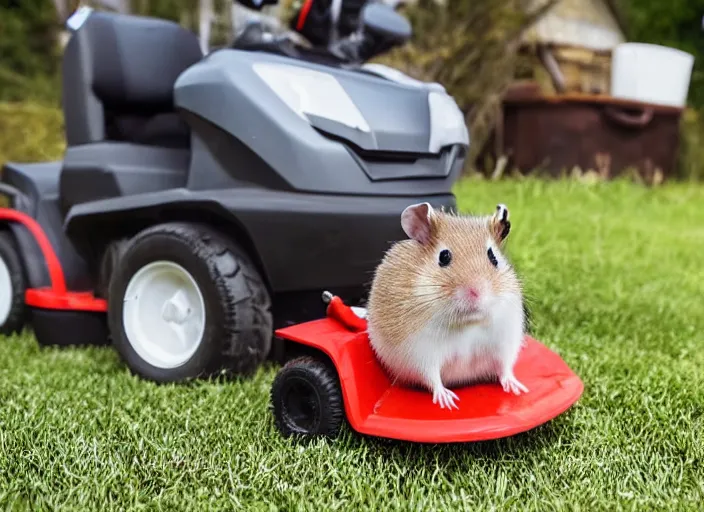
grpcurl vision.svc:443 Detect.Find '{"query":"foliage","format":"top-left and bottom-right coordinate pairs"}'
top-left (0, 0), bottom-right (62, 104)
top-left (0, 0), bottom-right (59, 78)
top-left (677, 108), bottom-right (704, 180)
top-left (0, 103), bottom-right (65, 165)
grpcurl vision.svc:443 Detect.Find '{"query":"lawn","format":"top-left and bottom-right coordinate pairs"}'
top-left (0, 177), bottom-right (702, 510)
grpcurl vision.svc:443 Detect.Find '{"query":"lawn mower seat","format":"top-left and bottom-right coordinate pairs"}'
top-left (59, 11), bottom-right (202, 212)
top-left (62, 11), bottom-right (202, 148)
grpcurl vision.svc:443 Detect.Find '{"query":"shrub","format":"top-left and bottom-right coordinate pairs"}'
top-left (0, 102), bottom-right (65, 165)
top-left (677, 108), bottom-right (704, 180)
top-left (0, 0), bottom-right (62, 105)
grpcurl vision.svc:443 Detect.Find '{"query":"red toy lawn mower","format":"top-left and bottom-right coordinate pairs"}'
top-left (270, 292), bottom-right (584, 443)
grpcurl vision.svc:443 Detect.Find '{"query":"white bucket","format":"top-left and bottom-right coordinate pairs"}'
top-left (611, 43), bottom-right (694, 108)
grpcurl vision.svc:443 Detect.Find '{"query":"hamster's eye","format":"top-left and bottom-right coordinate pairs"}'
top-left (438, 249), bottom-right (452, 267)
top-left (487, 247), bottom-right (499, 268)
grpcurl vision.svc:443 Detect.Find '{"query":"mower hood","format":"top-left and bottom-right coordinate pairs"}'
top-left (249, 59), bottom-right (470, 156)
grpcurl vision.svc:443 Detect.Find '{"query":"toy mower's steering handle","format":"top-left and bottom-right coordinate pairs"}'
top-left (322, 291), bottom-right (367, 332)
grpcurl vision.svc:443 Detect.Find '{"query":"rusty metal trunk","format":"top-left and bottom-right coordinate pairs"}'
top-left (497, 90), bottom-right (684, 179)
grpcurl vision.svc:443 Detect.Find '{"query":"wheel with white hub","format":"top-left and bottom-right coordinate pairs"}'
top-left (0, 231), bottom-right (27, 336)
top-left (108, 222), bottom-right (272, 382)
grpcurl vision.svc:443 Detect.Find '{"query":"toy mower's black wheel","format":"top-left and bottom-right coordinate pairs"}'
top-left (108, 222), bottom-right (272, 383)
top-left (0, 230), bottom-right (27, 335)
top-left (270, 356), bottom-right (344, 438)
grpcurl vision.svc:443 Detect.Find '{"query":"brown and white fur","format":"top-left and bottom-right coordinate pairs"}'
top-left (366, 202), bottom-right (528, 410)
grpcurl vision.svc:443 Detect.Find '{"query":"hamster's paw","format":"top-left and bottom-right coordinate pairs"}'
top-left (500, 374), bottom-right (529, 395)
top-left (432, 386), bottom-right (460, 410)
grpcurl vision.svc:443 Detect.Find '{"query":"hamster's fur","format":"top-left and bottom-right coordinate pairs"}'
top-left (366, 202), bottom-right (528, 410)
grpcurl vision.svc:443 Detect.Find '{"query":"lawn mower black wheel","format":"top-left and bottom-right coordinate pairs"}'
top-left (108, 222), bottom-right (272, 382)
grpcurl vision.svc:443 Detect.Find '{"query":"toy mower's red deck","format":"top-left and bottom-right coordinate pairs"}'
top-left (276, 317), bottom-right (583, 443)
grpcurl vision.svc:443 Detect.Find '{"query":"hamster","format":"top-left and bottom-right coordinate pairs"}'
top-left (366, 202), bottom-right (528, 410)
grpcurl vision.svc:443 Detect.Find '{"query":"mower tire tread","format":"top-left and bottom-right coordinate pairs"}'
top-left (108, 222), bottom-right (272, 382)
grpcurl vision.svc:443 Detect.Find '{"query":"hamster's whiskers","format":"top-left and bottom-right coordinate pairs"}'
top-left (400, 296), bottom-right (442, 309)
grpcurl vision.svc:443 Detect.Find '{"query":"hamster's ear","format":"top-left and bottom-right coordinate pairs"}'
top-left (401, 202), bottom-right (435, 244)
top-left (489, 203), bottom-right (511, 243)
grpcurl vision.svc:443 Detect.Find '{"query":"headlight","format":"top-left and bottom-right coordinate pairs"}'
top-left (427, 91), bottom-right (470, 153)
top-left (253, 62), bottom-right (371, 133)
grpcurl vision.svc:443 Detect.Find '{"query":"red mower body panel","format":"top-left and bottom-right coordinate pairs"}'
top-left (276, 310), bottom-right (584, 443)
top-left (0, 208), bottom-right (106, 312)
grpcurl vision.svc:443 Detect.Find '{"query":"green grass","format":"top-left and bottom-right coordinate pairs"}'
top-left (0, 178), bottom-right (703, 510)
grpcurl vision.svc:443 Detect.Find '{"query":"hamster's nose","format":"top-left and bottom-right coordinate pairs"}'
top-left (462, 286), bottom-right (481, 302)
